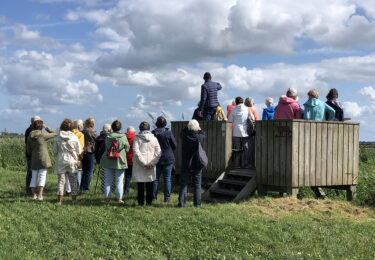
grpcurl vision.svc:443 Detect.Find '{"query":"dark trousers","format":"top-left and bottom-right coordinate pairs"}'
top-left (26, 156), bottom-right (32, 194)
top-left (137, 182), bottom-right (153, 205)
top-left (202, 107), bottom-right (217, 120)
top-left (124, 165), bottom-right (133, 193)
top-left (80, 152), bottom-right (95, 191)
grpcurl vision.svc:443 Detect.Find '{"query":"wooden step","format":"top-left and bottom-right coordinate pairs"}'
top-left (218, 179), bottom-right (249, 187)
top-left (227, 169), bottom-right (256, 178)
top-left (210, 188), bottom-right (239, 197)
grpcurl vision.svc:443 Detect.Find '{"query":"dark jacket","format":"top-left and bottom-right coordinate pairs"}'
top-left (83, 127), bottom-right (97, 153)
top-left (198, 80), bottom-right (222, 111)
top-left (25, 125), bottom-right (33, 157)
top-left (262, 106), bottom-right (275, 120)
top-left (326, 100), bottom-right (344, 121)
top-left (192, 108), bottom-right (203, 121)
top-left (94, 131), bottom-right (108, 164)
top-left (152, 127), bottom-right (177, 165)
top-left (26, 127), bottom-right (56, 170)
top-left (180, 127), bottom-right (206, 169)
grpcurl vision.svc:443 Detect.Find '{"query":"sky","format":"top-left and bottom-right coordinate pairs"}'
top-left (1, 0), bottom-right (375, 140)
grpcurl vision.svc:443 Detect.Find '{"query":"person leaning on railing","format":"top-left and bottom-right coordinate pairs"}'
top-left (303, 89), bottom-right (335, 121)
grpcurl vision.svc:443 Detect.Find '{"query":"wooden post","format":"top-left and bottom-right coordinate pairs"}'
top-left (346, 185), bottom-right (356, 201)
top-left (286, 187), bottom-right (299, 198)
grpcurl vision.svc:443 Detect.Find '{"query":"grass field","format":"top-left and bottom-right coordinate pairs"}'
top-left (1, 137), bottom-right (375, 259)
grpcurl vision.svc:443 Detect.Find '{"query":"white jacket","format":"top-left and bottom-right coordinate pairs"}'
top-left (132, 132), bottom-right (161, 182)
top-left (229, 104), bottom-right (255, 137)
top-left (53, 130), bottom-right (81, 174)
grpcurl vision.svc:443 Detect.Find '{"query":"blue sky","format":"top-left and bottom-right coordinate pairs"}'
top-left (1, 0), bottom-right (375, 140)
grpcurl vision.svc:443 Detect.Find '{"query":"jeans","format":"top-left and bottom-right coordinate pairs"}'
top-left (80, 152), bottom-right (95, 191)
top-left (202, 107), bottom-right (217, 120)
top-left (77, 171), bottom-right (81, 188)
top-left (137, 182), bottom-right (153, 205)
top-left (26, 156), bottom-right (32, 193)
top-left (124, 165), bottom-right (133, 194)
top-left (232, 136), bottom-right (251, 168)
top-left (178, 168), bottom-right (202, 207)
top-left (103, 168), bottom-right (125, 200)
top-left (153, 164), bottom-right (173, 201)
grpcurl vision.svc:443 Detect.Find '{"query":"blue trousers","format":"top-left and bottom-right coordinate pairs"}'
top-left (178, 168), bottom-right (202, 207)
top-left (202, 107), bottom-right (217, 120)
top-left (153, 164), bottom-right (173, 201)
top-left (103, 168), bottom-right (124, 200)
top-left (80, 152), bottom-right (95, 191)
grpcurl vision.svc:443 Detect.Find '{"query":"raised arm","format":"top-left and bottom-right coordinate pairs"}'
top-left (43, 126), bottom-right (57, 141)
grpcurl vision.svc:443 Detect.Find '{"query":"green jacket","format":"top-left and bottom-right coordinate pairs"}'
top-left (26, 126), bottom-right (56, 170)
top-left (100, 132), bottom-right (130, 170)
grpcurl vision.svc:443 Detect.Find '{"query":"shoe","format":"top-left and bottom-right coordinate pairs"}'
top-left (38, 196), bottom-right (43, 201)
top-left (117, 200), bottom-right (124, 204)
top-left (33, 194), bottom-right (37, 200)
top-left (164, 198), bottom-right (170, 203)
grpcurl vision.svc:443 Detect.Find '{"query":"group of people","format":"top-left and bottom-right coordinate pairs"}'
top-left (25, 114), bottom-right (206, 207)
top-left (192, 72), bottom-right (345, 169)
top-left (24, 71), bottom-right (346, 207)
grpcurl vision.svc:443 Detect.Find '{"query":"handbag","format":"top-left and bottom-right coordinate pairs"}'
top-left (188, 134), bottom-right (208, 170)
top-left (246, 110), bottom-right (256, 136)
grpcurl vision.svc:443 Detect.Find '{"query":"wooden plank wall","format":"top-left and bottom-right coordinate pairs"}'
top-left (171, 121), bottom-right (232, 179)
top-left (256, 120), bottom-right (360, 187)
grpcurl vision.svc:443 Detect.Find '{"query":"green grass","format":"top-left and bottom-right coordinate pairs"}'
top-left (1, 168), bottom-right (375, 259)
top-left (1, 137), bottom-right (375, 259)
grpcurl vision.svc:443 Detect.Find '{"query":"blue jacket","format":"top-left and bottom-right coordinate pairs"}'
top-left (199, 80), bottom-right (222, 111)
top-left (152, 127), bottom-right (177, 165)
top-left (262, 106), bottom-right (275, 120)
top-left (304, 98), bottom-right (335, 121)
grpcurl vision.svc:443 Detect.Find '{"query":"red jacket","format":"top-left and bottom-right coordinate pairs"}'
top-left (274, 97), bottom-right (302, 119)
top-left (125, 131), bottom-right (136, 165)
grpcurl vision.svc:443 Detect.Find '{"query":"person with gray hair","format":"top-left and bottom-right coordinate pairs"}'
top-left (274, 88), bottom-right (302, 119)
top-left (24, 116), bottom-right (41, 194)
top-left (245, 97), bottom-right (258, 120)
top-left (178, 119), bottom-right (206, 207)
top-left (262, 97), bottom-right (275, 120)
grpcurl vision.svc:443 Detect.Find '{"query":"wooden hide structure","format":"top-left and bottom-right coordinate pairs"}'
top-left (255, 119), bottom-right (360, 200)
top-left (171, 121), bottom-right (233, 180)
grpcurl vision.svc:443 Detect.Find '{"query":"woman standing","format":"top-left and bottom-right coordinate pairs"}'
top-left (80, 117), bottom-right (97, 191)
top-left (326, 88), bottom-right (345, 121)
top-left (26, 120), bottom-right (56, 200)
top-left (152, 117), bottom-right (177, 202)
top-left (53, 119), bottom-right (81, 203)
top-left (178, 119), bottom-right (206, 208)
top-left (100, 120), bottom-right (130, 204)
top-left (133, 121), bottom-right (161, 206)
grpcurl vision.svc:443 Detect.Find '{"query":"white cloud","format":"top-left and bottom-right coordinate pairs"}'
top-left (342, 101), bottom-right (368, 117)
top-left (359, 86), bottom-right (375, 100)
top-left (11, 24), bottom-right (64, 50)
top-left (63, 0), bottom-right (375, 72)
top-left (0, 50), bottom-right (102, 113)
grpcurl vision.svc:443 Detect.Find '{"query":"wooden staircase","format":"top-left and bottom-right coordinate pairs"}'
top-left (202, 168), bottom-right (257, 203)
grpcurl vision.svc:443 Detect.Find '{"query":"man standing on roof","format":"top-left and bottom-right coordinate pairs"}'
top-left (198, 72), bottom-right (222, 120)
